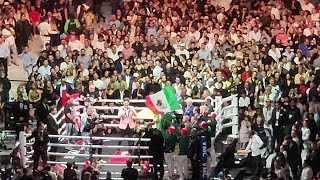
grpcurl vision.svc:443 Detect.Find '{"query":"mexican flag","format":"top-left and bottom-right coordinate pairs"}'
top-left (145, 86), bottom-right (181, 114)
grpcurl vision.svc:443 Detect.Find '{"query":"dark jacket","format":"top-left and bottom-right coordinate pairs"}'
top-left (45, 114), bottom-right (59, 135)
top-left (286, 106), bottom-right (301, 125)
top-left (112, 89), bottom-right (130, 100)
top-left (270, 109), bottom-right (286, 128)
top-left (131, 88), bottom-right (145, 99)
top-left (26, 129), bottom-right (50, 151)
top-left (63, 168), bottom-right (77, 180)
top-left (149, 129), bottom-right (164, 159)
top-left (287, 140), bottom-right (301, 165)
top-left (221, 143), bottom-right (236, 168)
top-left (121, 167), bottom-right (138, 180)
top-left (36, 103), bottom-right (50, 123)
top-left (188, 135), bottom-right (200, 160)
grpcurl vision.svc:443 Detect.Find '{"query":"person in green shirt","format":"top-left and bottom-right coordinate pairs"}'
top-left (178, 128), bottom-right (191, 179)
top-left (197, 121), bottom-right (211, 148)
top-left (164, 126), bottom-right (178, 179)
top-left (64, 14), bottom-right (81, 34)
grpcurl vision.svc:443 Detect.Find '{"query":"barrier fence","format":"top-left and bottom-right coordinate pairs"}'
top-left (19, 132), bottom-right (152, 169)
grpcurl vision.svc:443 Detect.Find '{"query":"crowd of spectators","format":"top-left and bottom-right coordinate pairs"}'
top-left (1, 0), bottom-right (320, 179)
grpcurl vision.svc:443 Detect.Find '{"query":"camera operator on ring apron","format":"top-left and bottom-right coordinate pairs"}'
top-left (91, 114), bottom-right (105, 158)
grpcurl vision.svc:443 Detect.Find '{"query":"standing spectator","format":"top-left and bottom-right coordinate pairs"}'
top-left (149, 128), bottom-right (164, 179)
top-left (15, 13), bottom-right (31, 54)
top-left (121, 160), bottom-right (138, 180)
top-left (36, 97), bottom-right (50, 123)
top-left (270, 102), bottom-right (286, 152)
top-left (45, 105), bottom-right (59, 161)
top-left (245, 130), bottom-right (264, 179)
top-left (26, 121), bottom-right (49, 171)
top-left (163, 126), bottom-right (178, 179)
top-left (283, 136), bottom-right (301, 180)
top-left (0, 36), bottom-right (10, 77)
top-left (2, 21), bottom-right (19, 66)
top-left (64, 96), bottom-right (76, 147)
top-left (177, 128), bottom-right (191, 180)
top-left (19, 46), bottom-right (36, 76)
top-left (63, 162), bottom-right (77, 180)
top-left (188, 128), bottom-right (200, 179)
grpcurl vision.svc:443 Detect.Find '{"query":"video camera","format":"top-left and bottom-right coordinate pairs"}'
top-left (83, 113), bottom-right (102, 132)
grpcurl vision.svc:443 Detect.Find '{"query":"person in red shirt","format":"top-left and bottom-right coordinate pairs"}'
top-left (28, 6), bottom-right (40, 36)
top-left (298, 77), bottom-right (309, 95)
top-left (276, 27), bottom-right (289, 46)
top-left (241, 66), bottom-right (251, 82)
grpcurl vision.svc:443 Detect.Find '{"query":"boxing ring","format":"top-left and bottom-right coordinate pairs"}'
top-left (18, 95), bottom-right (238, 179)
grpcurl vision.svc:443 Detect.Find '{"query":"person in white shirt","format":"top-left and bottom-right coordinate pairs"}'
top-left (68, 35), bottom-right (84, 51)
top-left (239, 92), bottom-right (250, 108)
top-left (2, 22), bottom-right (18, 66)
top-left (244, 130), bottom-right (264, 178)
top-left (268, 44), bottom-right (281, 63)
top-left (248, 26), bottom-right (262, 43)
top-left (114, 38), bottom-right (124, 53)
top-left (92, 34), bottom-right (105, 50)
top-left (300, 160), bottom-right (313, 180)
top-left (172, 77), bottom-right (182, 93)
top-left (38, 60), bottom-right (51, 79)
top-left (188, 26), bottom-right (201, 41)
top-left (93, 73), bottom-right (104, 90)
top-left (303, 23), bottom-right (317, 37)
top-left (106, 45), bottom-right (119, 61)
top-left (301, 0), bottom-right (315, 12)
top-left (263, 99), bottom-right (274, 122)
top-left (175, 43), bottom-right (190, 59)
top-left (301, 120), bottom-right (311, 161)
top-left (38, 18), bottom-right (59, 49)
top-left (57, 39), bottom-right (68, 58)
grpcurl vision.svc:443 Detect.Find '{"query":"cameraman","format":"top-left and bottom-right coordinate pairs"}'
top-left (80, 105), bottom-right (99, 154)
top-left (118, 98), bottom-right (137, 146)
top-left (91, 117), bottom-right (106, 156)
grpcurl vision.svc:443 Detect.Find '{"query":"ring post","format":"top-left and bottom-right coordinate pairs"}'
top-left (19, 131), bottom-right (27, 168)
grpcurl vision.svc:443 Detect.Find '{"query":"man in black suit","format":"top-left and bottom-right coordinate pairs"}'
top-left (144, 76), bottom-right (161, 96)
top-left (26, 121), bottom-right (49, 171)
top-left (285, 99), bottom-right (301, 135)
top-left (51, 91), bottom-right (62, 110)
top-left (113, 83), bottom-right (130, 100)
top-left (122, 68), bottom-right (135, 92)
top-left (45, 105), bottom-right (59, 161)
top-left (283, 136), bottom-right (301, 180)
top-left (270, 101), bottom-right (286, 152)
top-left (36, 97), bottom-right (50, 123)
top-left (132, 36), bottom-right (143, 56)
top-left (149, 128), bottom-right (164, 179)
top-left (212, 135), bottom-right (237, 177)
top-left (114, 52), bottom-right (124, 74)
top-left (131, 81), bottom-right (145, 99)
top-left (121, 160), bottom-right (138, 180)
top-left (13, 94), bottom-right (29, 120)
top-left (188, 128), bottom-right (200, 179)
